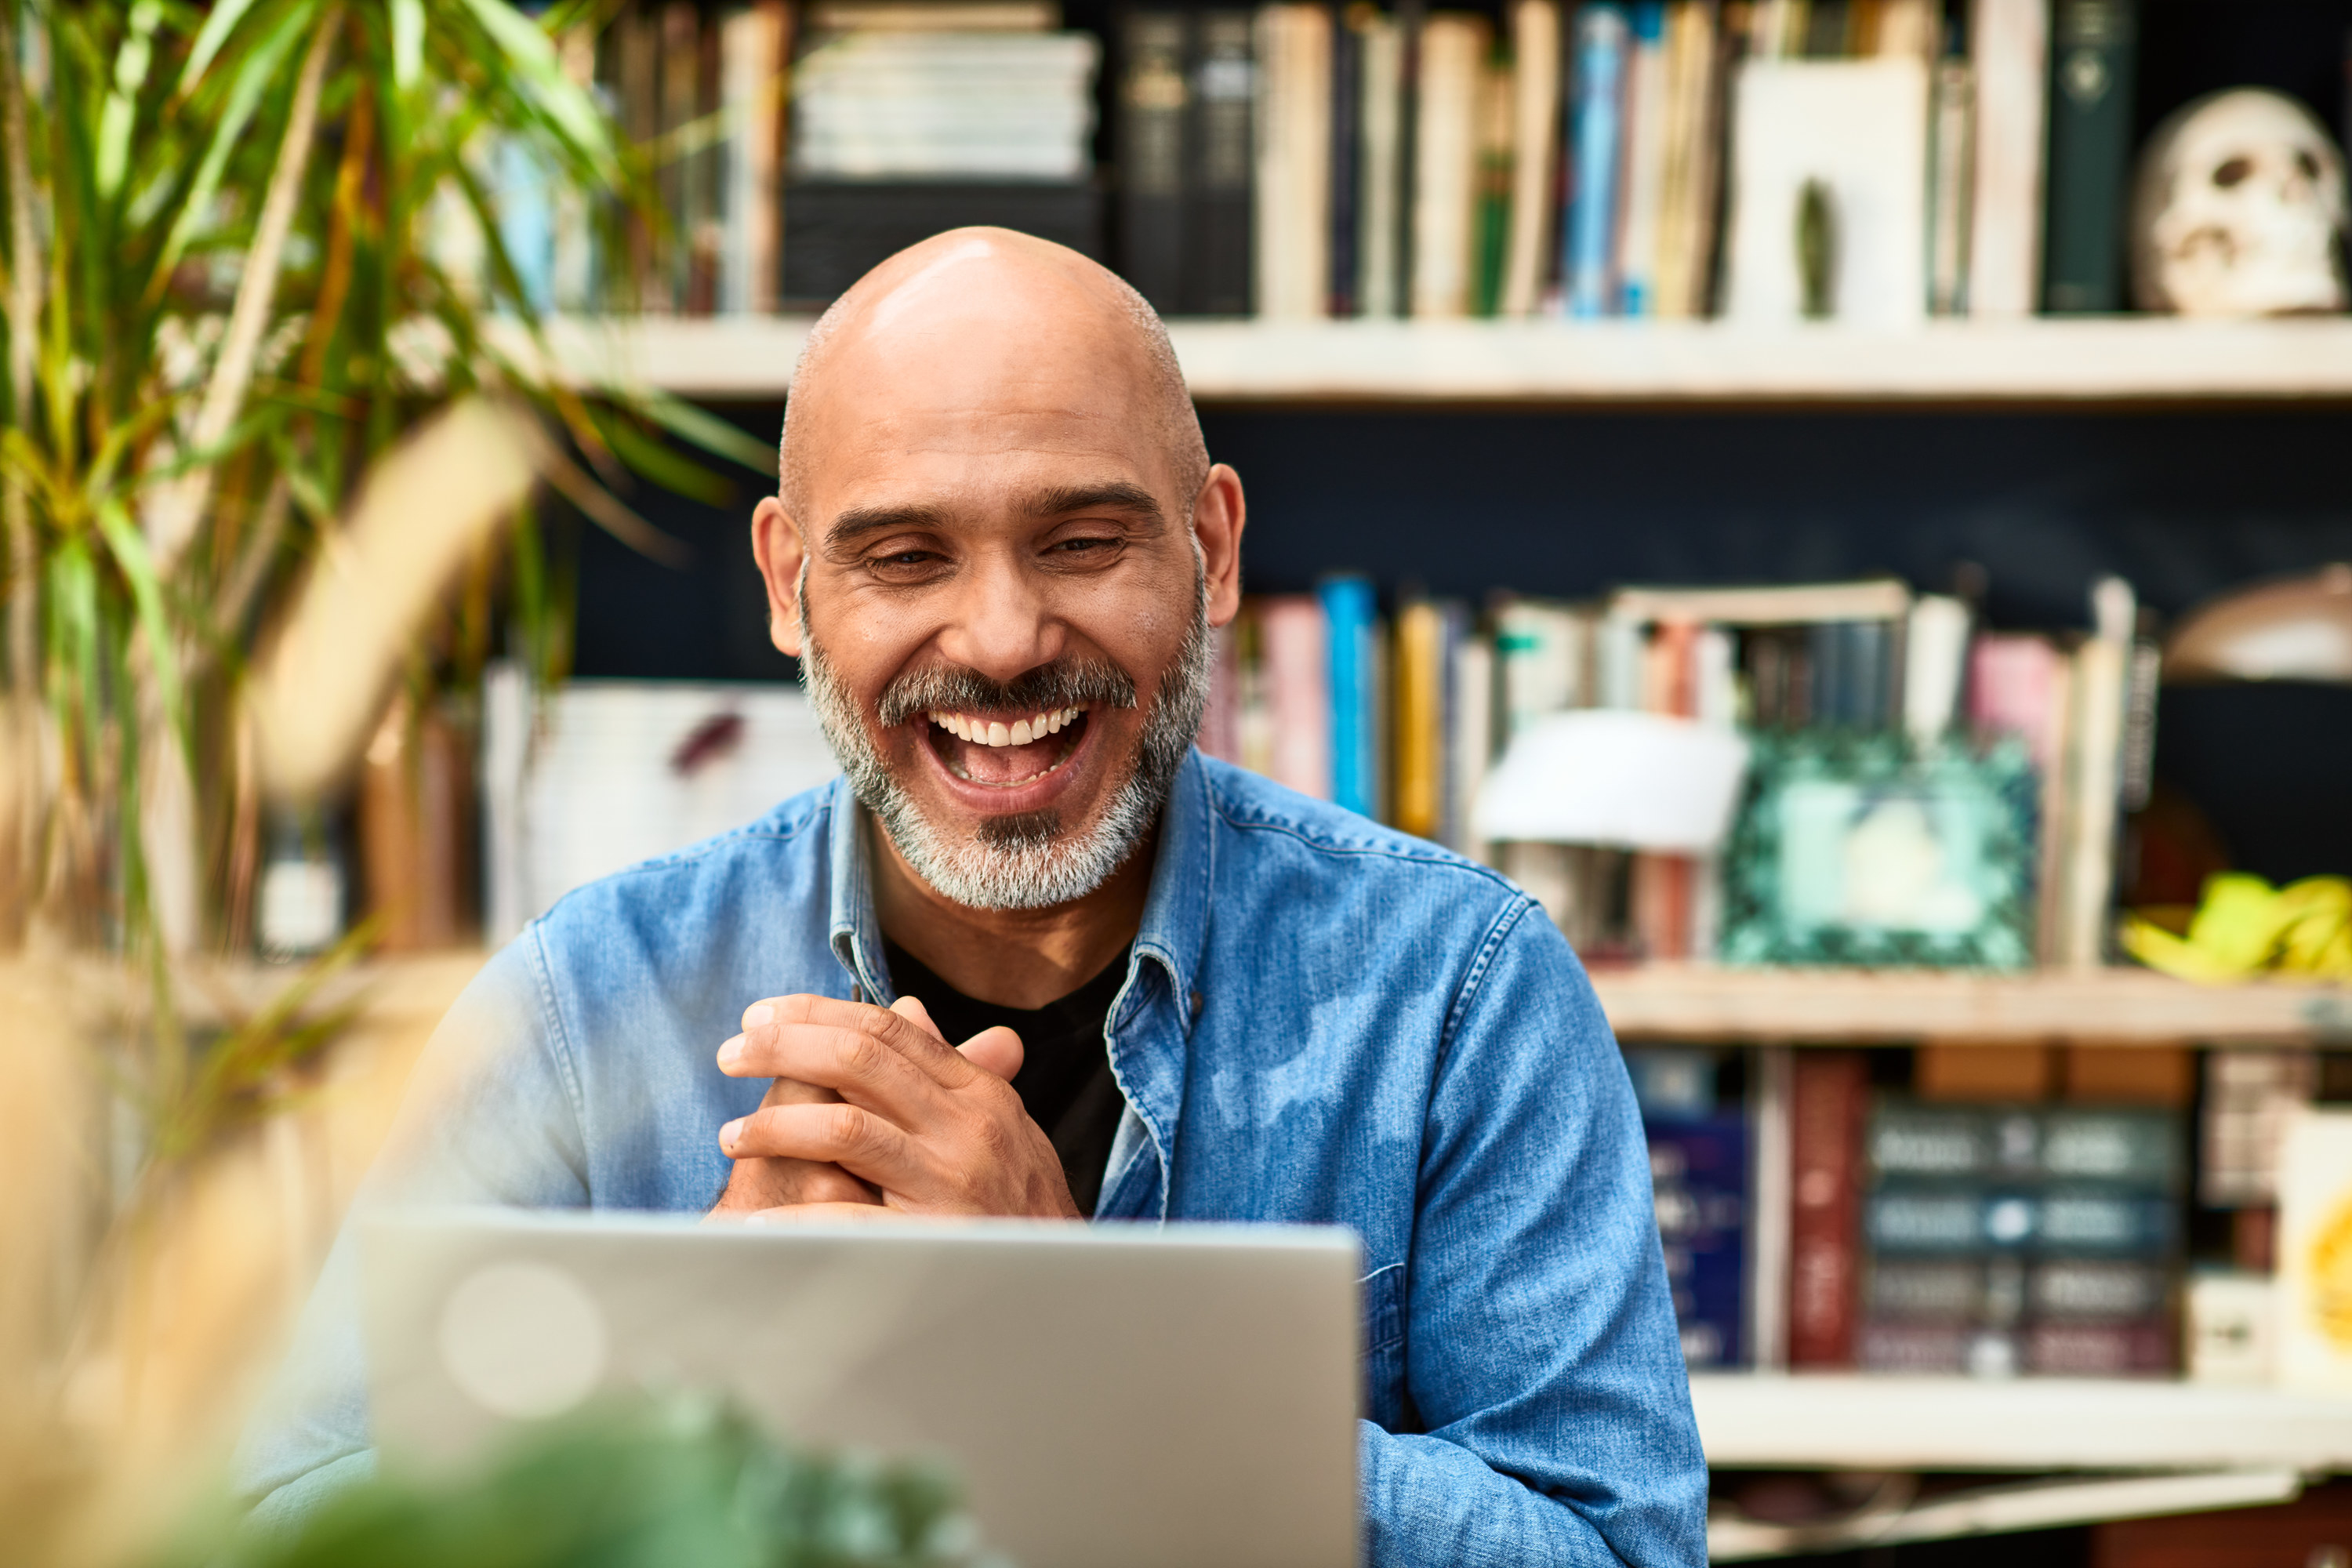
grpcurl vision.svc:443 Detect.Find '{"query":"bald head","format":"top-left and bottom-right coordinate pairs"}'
top-left (778, 228), bottom-right (1208, 524)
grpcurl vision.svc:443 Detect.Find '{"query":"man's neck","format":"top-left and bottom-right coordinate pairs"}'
top-left (868, 814), bottom-right (1155, 1010)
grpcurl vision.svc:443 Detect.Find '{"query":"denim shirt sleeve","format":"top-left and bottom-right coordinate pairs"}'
top-left (232, 933), bottom-right (591, 1525)
top-left (1359, 898), bottom-right (1708, 1568)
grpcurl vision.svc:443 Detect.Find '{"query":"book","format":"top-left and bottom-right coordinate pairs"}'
top-left (2040, 0), bottom-right (2136, 312)
top-left (790, 31), bottom-right (1100, 181)
top-left (1649, 1112), bottom-right (1752, 1367)
top-left (1926, 53), bottom-right (1976, 315)
top-left (660, 2), bottom-right (704, 312)
top-left (1788, 1051), bottom-right (1868, 1367)
top-left (803, 2), bottom-right (1058, 31)
top-left (2053, 576), bottom-right (2134, 969)
top-left (1966, 0), bottom-right (2050, 318)
top-left (1902, 593), bottom-right (1973, 742)
top-left (1968, 630), bottom-right (2071, 965)
top-left (1446, 617), bottom-right (1494, 855)
top-left (1498, 0), bottom-right (1563, 317)
top-left (1563, 4), bottom-right (1631, 318)
top-left (1722, 57), bottom-right (1930, 325)
top-left (2274, 1108), bottom-right (2352, 1392)
top-left (1190, 10), bottom-right (1258, 316)
top-left (1408, 12), bottom-right (1488, 318)
top-left (1329, 0), bottom-right (1363, 316)
top-left (1392, 596), bottom-right (1446, 838)
top-left (1321, 574), bottom-right (1381, 817)
top-left (1353, 7), bottom-right (1406, 316)
top-left (1652, 0), bottom-right (1722, 321)
top-left (1471, 53), bottom-right (1515, 315)
top-left (1616, 4), bottom-right (1671, 316)
top-left (1610, 576), bottom-right (1911, 625)
top-left (1255, 3), bottom-right (1334, 318)
top-left (717, 2), bottom-right (790, 316)
top-left (1258, 595), bottom-right (1333, 797)
top-left (1120, 9), bottom-right (1192, 314)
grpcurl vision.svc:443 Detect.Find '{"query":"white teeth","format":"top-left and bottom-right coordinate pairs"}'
top-left (1009, 718), bottom-right (1033, 746)
top-left (1046, 711), bottom-right (1061, 735)
top-left (985, 720), bottom-right (1009, 746)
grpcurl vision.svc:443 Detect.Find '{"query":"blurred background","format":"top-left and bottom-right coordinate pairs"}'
top-left (5, 1), bottom-right (2352, 1564)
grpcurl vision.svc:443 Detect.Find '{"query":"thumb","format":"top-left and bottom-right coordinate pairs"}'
top-left (959, 1025), bottom-right (1025, 1083)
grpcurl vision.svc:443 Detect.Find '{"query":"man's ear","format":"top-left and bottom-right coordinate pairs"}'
top-left (1192, 463), bottom-right (1247, 629)
top-left (750, 495), bottom-right (808, 656)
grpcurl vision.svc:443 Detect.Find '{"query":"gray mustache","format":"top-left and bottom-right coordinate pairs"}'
top-left (875, 659), bottom-right (1138, 729)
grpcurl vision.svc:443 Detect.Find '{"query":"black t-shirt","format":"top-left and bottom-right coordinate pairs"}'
top-left (880, 938), bottom-right (1129, 1217)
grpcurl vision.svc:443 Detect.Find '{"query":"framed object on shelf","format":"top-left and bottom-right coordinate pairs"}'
top-left (1721, 732), bottom-right (2038, 969)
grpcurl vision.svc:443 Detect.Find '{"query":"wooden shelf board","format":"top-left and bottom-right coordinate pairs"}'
top-left (1591, 963), bottom-right (2352, 1047)
top-left (1692, 1371), bottom-right (2352, 1472)
top-left (544, 316), bottom-right (2352, 405)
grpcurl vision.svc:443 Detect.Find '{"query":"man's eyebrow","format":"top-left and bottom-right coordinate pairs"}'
top-left (823, 503), bottom-right (953, 552)
top-left (1024, 481), bottom-right (1167, 531)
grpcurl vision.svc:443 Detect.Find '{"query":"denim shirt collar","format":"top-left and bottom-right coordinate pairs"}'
top-left (823, 753), bottom-right (1214, 1218)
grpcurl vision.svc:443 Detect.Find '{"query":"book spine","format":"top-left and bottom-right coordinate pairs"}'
top-left (2056, 576), bottom-right (2133, 968)
top-left (1190, 10), bottom-right (1258, 315)
top-left (1393, 597), bottom-right (1444, 838)
top-left (1565, 4), bottom-right (1631, 318)
top-left (1447, 615), bottom-right (1494, 857)
top-left (1499, 0), bottom-right (1564, 318)
top-left (1926, 53), bottom-right (1976, 316)
top-left (1355, 12), bottom-right (1406, 316)
top-left (1965, 0), bottom-right (2049, 318)
top-left (1262, 596), bottom-right (1334, 797)
top-left (1329, 0), bottom-right (1362, 315)
top-left (1472, 57), bottom-right (1515, 316)
top-left (1321, 574), bottom-right (1380, 818)
top-left (1788, 1050), bottom-right (1868, 1367)
top-left (1615, 2), bottom-right (1669, 316)
top-left (1120, 9), bottom-right (1192, 315)
top-left (2039, 0), bottom-right (2136, 312)
top-left (1254, 4), bottom-right (1334, 319)
top-left (1409, 14), bottom-right (1488, 318)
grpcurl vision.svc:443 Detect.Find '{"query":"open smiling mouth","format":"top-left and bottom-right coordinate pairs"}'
top-left (921, 705), bottom-right (1093, 787)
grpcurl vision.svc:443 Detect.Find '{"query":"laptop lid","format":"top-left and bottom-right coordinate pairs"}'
top-left (362, 1210), bottom-right (1359, 1568)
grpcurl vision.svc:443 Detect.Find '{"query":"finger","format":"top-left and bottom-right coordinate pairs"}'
top-left (706, 1152), bottom-right (877, 1214)
top-left (891, 994), bottom-right (946, 1040)
top-left (757, 1074), bottom-right (840, 1109)
top-left (720, 1101), bottom-right (931, 1193)
top-left (959, 1024), bottom-right (1024, 1083)
top-left (766, 994), bottom-right (979, 1087)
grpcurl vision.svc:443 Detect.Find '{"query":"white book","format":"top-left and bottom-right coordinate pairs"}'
top-left (1254, 5), bottom-right (1333, 320)
top-left (1722, 58), bottom-right (1930, 327)
top-left (1499, 0), bottom-right (1563, 318)
top-left (1615, 7), bottom-right (1671, 316)
top-left (1965, 0), bottom-right (2049, 318)
top-left (1902, 593), bottom-right (1973, 742)
top-left (718, 4), bottom-right (788, 315)
top-left (1409, 13), bottom-right (1490, 319)
top-left (1747, 1046), bottom-right (1795, 1370)
top-left (1355, 13), bottom-right (1405, 318)
top-left (1449, 634), bottom-right (1496, 858)
top-left (2055, 576), bottom-right (2134, 969)
top-left (1872, 0), bottom-right (1942, 59)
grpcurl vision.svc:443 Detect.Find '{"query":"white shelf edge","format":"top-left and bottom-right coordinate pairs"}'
top-left (538, 316), bottom-right (2352, 403)
top-left (1692, 1371), bottom-right (2352, 1472)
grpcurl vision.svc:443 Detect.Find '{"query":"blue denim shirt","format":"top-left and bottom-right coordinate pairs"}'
top-left (240, 750), bottom-right (1706, 1565)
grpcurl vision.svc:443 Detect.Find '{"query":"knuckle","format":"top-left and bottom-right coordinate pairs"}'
top-left (834, 1028), bottom-right (887, 1081)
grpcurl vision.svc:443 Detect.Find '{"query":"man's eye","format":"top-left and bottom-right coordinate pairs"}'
top-left (873, 550), bottom-right (936, 569)
top-left (1052, 537), bottom-right (1117, 555)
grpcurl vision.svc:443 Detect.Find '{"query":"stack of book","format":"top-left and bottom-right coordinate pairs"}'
top-left (1855, 1099), bottom-right (2182, 1376)
top-left (1205, 572), bottom-right (2156, 970)
top-left (1119, 0), bottom-right (2147, 319)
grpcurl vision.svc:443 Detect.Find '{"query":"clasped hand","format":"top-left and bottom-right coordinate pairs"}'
top-left (705, 993), bottom-right (1080, 1222)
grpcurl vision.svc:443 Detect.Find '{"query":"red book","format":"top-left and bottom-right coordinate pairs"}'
top-left (1788, 1051), bottom-right (1869, 1367)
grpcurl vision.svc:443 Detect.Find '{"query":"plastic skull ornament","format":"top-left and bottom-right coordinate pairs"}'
top-left (2131, 89), bottom-right (2350, 317)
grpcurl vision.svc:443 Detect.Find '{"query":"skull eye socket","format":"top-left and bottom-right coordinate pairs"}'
top-left (2212, 156), bottom-right (2252, 189)
top-left (2296, 150), bottom-right (2323, 182)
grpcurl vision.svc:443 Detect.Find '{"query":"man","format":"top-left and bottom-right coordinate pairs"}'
top-left (241, 229), bottom-right (1708, 1563)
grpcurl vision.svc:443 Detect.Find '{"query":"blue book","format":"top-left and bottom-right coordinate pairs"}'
top-left (1647, 1113), bottom-right (1749, 1367)
top-left (1563, 5), bottom-right (1630, 319)
top-left (1319, 575), bottom-right (1379, 819)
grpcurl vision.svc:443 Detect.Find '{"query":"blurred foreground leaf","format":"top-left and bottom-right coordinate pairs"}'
top-left (170, 1396), bottom-right (997, 1568)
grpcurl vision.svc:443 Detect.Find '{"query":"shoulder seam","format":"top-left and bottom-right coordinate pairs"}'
top-left (1204, 789), bottom-right (1524, 891)
top-left (524, 920), bottom-right (593, 1181)
top-left (1434, 893), bottom-right (1541, 1078)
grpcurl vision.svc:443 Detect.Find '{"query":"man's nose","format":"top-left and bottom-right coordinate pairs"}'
top-left (933, 552), bottom-right (1064, 682)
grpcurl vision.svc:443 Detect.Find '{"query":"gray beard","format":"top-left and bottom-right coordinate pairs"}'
top-left (798, 573), bottom-right (1213, 912)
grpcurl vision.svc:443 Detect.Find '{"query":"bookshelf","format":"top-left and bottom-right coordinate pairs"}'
top-left (1691, 1371), bottom-right (2352, 1472)
top-left (541, 315), bottom-right (2352, 405)
top-left (1591, 964), bottom-right (2352, 1047)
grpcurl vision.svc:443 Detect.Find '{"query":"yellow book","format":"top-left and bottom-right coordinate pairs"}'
top-left (1392, 601), bottom-right (1444, 840)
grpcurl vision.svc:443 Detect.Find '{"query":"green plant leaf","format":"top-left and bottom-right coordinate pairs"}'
top-left (94, 497), bottom-right (188, 755)
top-left (633, 390), bottom-right (778, 477)
top-left (96, 0), bottom-right (168, 198)
top-left (390, 0), bottom-right (424, 89)
top-left (149, 0), bottom-right (315, 296)
top-left (177, 0), bottom-right (270, 97)
top-left (448, 0), bottom-right (619, 185)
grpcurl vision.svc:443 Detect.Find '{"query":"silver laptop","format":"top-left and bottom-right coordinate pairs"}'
top-left (363, 1210), bottom-right (1360, 1568)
